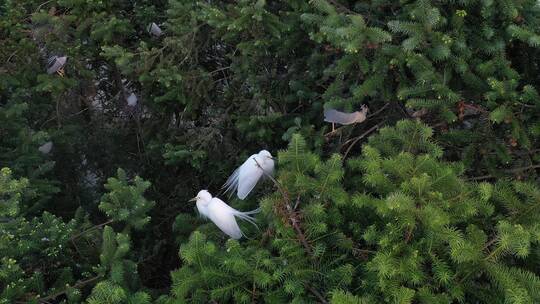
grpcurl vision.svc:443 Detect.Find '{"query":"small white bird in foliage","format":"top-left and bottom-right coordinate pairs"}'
top-left (38, 141), bottom-right (53, 154)
top-left (190, 190), bottom-right (259, 239)
top-left (223, 150), bottom-right (275, 200)
top-left (126, 92), bottom-right (138, 106)
top-left (147, 22), bottom-right (163, 37)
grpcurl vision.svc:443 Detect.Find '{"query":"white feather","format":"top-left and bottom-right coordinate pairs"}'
top-left (194, 190), bottom-right (260, 239)
top-left (207, 197), bottom-right (243, 239)
top-left (126, 93), bottom-right (138, 106)
top-left (223, 150), bottom-right (275, 200)
top-left (237, 156), bottom-right (264, 199)
top-left (222, 165), bottom-right (242, 196)
top-left (38, 141), bottom-right (53, 154)
top-left (195, 190), bottom-right (212, 219)
top-left (196, 201), bottom-right (209, 219)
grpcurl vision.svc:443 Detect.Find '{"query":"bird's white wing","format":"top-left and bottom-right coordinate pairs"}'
top-left (223, 154), bottom-right (256, 196)
top-left (262, 158), bottom-right (275, 176)
top-left (207, 198), bottom-right (243, 239)
top-left (237, 156), bottom-right (264, 200)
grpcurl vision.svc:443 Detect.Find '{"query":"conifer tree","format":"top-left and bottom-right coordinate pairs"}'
top-left (1, 0), bottom-right (540, 303)
top-left (0, 167), bottom-right (84, 303)
top-left (86, 169), bottom-right (154, 304)
top-left (166, 121), bottom-right (540, 303)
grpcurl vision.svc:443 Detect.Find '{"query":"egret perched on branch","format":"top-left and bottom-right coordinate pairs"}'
top-left (38, 141), bottom-right (53, 154)
top-left (190, 190), bottom-right (260, 239)
top-left (223, 150), bottom-right (275, 200)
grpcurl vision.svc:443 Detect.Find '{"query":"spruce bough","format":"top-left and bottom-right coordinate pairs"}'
top-left (166, 121), bottom-right (540, 303)
top-left (1, 0), bottom-right (540, 302)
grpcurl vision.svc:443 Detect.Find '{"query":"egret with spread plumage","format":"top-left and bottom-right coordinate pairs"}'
top-left (190, 190), bottom-right (259, 239)
top-left (223, 150), bottom-right (275, 200)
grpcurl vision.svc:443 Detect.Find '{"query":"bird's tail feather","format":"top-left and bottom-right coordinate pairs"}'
top-left (222, 167), bottom-right (240, 197)
top-left (242, 207), bottom-right (261, 215)
top-left (235, 210), bottom-right (260, 230)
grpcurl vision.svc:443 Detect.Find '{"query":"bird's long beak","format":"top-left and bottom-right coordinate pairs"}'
top-left (269, 156), bottom-right (277, 160)
top-left (189, 197), bottom-right (197, 202)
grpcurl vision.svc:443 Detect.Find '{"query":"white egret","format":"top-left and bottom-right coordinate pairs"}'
top-left (147, 22), bottom-right (163, 37)
top-left (38, 141), bottom-right (53, 154)
top-left (126, 92), bottom-right (138, 106)
top-left (223, 150), bottom-right (275, 200)
top-left (190, 190), bottom-right (259, 239)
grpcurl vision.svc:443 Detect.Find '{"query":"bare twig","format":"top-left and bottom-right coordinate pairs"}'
top-left (253, 160), bottom-right (328, 303)
top-left (37, 275), bottom-right (101, 303)
top-left (342, 124), bottom-right (381, 159)
top-left (254, 159), bottom-right (313, 255)
top-left (367, 103), bottom-right (390, 118)
top-left (325, 0), bottom-right (355, 15)
top-left (70, 220), bottom-right (114, 241)
top-left (404, 226), bottom-right (414, 243)
top-left (6, 50), bottom-right (18, 63)
top-left (351, 245), bottom-right (376, 261)
top-left (483, 237), bottom-right (498, 251)
top-left (306, 284), bottom-right (329, 304)
top-left (468, 164), bottom-right (540, 181)
top-left (35, 0), bottom-right (54, 12)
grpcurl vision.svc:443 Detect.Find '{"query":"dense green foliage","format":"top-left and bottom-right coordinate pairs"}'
top-left (1, 0), bottom-right (539, 303)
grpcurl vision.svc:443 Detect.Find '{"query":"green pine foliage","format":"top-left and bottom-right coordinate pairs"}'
top-left (0, 102), bottom-right (59, 212)
top-left (86, 170), bottom-right (154, 303)
top-left (348, 120), bottom-right (540, 303)
top-left (166, 132), bottom-right (353, 303)
top-left (165, 122), bottom-right (540, 303)
top-left (99, 169), bottom-right (155, 231)
top-left (86, 227), bottom-right (151, 304)
top-left (301, 0), bottom-right (540, 175)
top-left (0, 167), bottom-right (82, 303)
top-left (1, 0), bottom-right (540, 303)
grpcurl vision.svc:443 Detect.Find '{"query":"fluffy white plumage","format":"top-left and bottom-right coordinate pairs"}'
top-left (223, 150), bottom-right (275, 200)
top-left (38, 141), bottom-right (53, 154)
top-left (192, 190), bottom-right (259, 239)
top-left (147, 22), bottom-right (163, 37)
top-left (126, 93), bottom-right (138, 106)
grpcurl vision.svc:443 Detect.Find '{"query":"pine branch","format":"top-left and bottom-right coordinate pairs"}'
top-left (35, 275), bottom-right (102, 304)
top-left (254, 159), bottom-right (313, 256)
top-left (404, 225), bottom-right (414, 243)
top-left (367, 103), bottom-right (390, 118)
top-left (342, 123), bottom-right (381, 159)
top-left (352, 247), bottom-right (375, 260)
top-left (70, 220), bottom-right (114, 241)
top-left (307, 284), bottom-right (329, 304)
top-left (325, 0), bottom-right (355, 15)
top-left (468, 164), bottom-right (540, 181)
top-left (483, 237), bottom-right (498, 252)
top-left (285, 200), bottom-right (314, 256)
